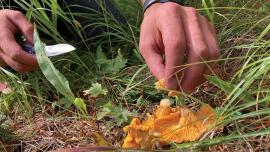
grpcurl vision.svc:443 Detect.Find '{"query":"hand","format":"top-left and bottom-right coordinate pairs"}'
top-left (0, 9), bottom-right (37, 72)
top-left (139, 3), bottom-right (220, 93)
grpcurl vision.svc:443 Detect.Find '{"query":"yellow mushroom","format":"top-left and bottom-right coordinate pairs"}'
top-left (155, 79), bottom-right (179, 97)
top-left (122, 99), bottom-right (217, 149)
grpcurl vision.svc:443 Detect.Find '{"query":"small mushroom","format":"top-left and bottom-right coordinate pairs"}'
top-left (155, 79), bottom-right (179, 97)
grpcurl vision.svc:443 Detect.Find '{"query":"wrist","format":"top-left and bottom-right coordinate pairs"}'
top-left (160, 0), bottom-right (184, 5)
top-left (144, 2), bottom-right (160, 16)
top-left (143, 0), bottom-right (159, 13)
top-left (143, 0), bottom-right (184, 13)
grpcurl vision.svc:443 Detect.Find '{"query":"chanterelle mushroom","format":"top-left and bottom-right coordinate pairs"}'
top-left (122, 99), bottom-right (217, 149)
top-left (155, 79), bottom-right (179, 97)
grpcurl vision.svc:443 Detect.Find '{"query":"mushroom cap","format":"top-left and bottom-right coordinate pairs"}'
top-left (122, 100), bottom-right (217, 149)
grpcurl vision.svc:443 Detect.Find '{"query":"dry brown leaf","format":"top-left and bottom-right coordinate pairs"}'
top-left (92, 132), bottom-right (111, 147)
top-left (67, 136), bottom-right (79, 142)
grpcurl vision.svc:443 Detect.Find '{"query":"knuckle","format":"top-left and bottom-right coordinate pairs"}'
top-left (185, 7), bottom-right (198, 16)
top-left (11, 11), bottom-right (24, 19)
top-left (185, 7), bottom-right (199, 20)
top-left (185, 7), bottom-right (198, 14)
top-left (163, 2), bottom-right (182, 13)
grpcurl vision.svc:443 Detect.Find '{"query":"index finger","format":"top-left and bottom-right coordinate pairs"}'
top-left (140, 20), bottom-right (166, 80)
top-left (180, 8), bottom-right (209, 93)
top-left (160, 11), bottom-right (187, 90)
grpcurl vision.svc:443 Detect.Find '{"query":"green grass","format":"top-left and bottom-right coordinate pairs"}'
top-left (1, 0), bottom-right (270, 151)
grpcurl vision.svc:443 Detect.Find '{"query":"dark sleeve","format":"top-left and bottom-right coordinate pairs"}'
top-left (59, 0), bottom-right (125, 23)
top-left (57, 0), bottom-right (126, 40)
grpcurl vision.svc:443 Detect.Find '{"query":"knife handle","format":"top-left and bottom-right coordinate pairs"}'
top-left (21, 43), bottom-right (36, 54)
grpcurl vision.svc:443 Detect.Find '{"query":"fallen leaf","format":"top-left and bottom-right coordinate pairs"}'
top-left (92, 132), bottom-right (111, 146)
top-left (67, 136), bottom-right (79, 142)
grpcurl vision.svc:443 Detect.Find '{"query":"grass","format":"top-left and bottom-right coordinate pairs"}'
top-left (1, 0), bottom-right (270, 151)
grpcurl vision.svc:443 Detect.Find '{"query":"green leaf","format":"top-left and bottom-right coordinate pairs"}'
top-left (96, 101), bottom-right (113, 120)
top-left (34, 25), bottom-right (87, 115)
top-left (96, 101), bottom-right (137, 126)
top-left (121, 108), bottom-right (131, 122)
top-left (96, 109), bottom-right (111, 120)
top-left (52, 98), bottom-right (73, 109)
top-left (95, 46), bottom-right (108, 64)
top-left (206, 75), bottom-right (255, 102)
top-left (34, 25), bottom-right (75, 102)
top-left (95, 48), bottom-right (127, 74)
top-left (74, 98), bottom-right (88, 115)
top-left (103, 50), bottom-right (127, 74)
top-left (83, 83), bottom-right (108, 97)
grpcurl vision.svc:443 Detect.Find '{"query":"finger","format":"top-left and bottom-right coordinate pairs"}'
top-left (140, 42), bottom-right (165, 80)
top-left (200, 16), bottom-right (220, 75)
top-left (140, 22), bottom-right (165, 80)
top-left (160, 10), bottom-right (187, 90)
top-left (180, 7), bottom-right (209, 93)
top-left (0, 29), bottom-right (38, 67)
top-left (7, 11), bottom-right (34, 44)
top-left (0, 51), bottom-right (34, 73)
top-left (142, 47), bottom-right (165, 80)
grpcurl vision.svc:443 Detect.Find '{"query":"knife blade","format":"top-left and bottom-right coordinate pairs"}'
top-left (21, 43), bottom-right (76, 57)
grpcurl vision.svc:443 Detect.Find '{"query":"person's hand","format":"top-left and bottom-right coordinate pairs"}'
top-left (0, 9), bottom-right (37, 72)
top-left (139, 2), bottom-right (220, 93)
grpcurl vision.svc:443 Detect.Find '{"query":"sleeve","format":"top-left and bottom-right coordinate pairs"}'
top-left (57, 0), bottom-right (126, 40)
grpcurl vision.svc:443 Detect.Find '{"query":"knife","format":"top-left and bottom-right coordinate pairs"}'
top-left (21, 43), bottom-right (76, 57)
